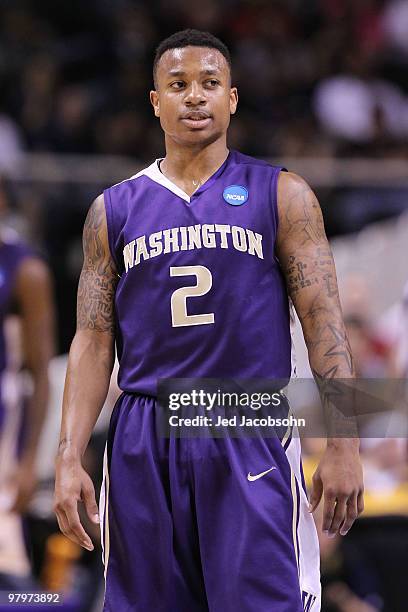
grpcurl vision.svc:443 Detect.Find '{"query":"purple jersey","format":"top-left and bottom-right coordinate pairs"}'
top-left (104, 150), bottom-right (292, 395)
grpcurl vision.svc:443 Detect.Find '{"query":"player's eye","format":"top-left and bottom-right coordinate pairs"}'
top-left (205, 79), bottom-right (220, 87)
top-left (170, 81), bottom-right (185, 89)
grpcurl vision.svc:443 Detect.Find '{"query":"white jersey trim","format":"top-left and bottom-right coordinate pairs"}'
top-left (289, 299), bottom-right (297, 378)
top-left (285, 437), bottom-right (322, 610)
top-left (144, 159), bottom-right (191, 203)
top-left (111, 159), bottom-right (191, 203)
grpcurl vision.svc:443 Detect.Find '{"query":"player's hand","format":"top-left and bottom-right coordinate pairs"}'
top-left (54, 452), bottom-right (99, 551)
top-left (309, 439), bottom-right (364, 537)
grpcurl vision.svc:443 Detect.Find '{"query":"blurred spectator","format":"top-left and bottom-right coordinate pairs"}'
top-left (0, 0), bottom-right (406, 159)
top-left (51, 86), bottom-right (93, 153)
top-left (361, 434), bottom-right (407, 495)
top-left (313, 46), bottom-right (408, 151)
top-left (0, 95), bottom-right (23, 173)
top-left (345, 314), bottom-right (390, 377)
top-left (338, 273), bottom-right (391, 377)
top-left (382, 0), bottom-right (408, 56)
top-left (377, 280), bottom-right (408, 378)
top-left (18, 56), bottom-right (59, 151)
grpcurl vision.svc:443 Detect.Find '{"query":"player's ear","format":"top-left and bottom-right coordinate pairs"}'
top-left (150, 90), bottom-right (160, 117)
top-left (230, 87), bottom-right (238, 115)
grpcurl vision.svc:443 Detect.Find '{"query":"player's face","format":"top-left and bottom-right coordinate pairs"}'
top-left (150, 47), bottom-right (238, 147)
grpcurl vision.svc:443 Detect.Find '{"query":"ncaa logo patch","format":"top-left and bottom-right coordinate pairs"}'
top-left (223, 185), bottom-right (248, 206)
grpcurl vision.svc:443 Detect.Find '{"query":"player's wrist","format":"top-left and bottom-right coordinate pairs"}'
top-left (326, 437), bottom-right (360, 452)
top-left (56, 440), bottom-right (83, 463)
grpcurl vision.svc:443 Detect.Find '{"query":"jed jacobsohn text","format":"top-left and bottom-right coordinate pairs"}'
top-left (168, 413), bottom-right (305, 428)
top-left (168, 389), bottom-right (283, 411)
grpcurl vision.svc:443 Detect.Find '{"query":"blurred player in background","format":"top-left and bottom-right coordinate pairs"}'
top-left (0, 221), bottom-right (55, 513)
top-left (0, 196), bottom-right (55, 587)
top-left (55, 30), bottom-right (364, 611)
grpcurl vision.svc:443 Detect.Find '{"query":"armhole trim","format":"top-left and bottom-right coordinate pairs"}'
top-left (103, 189), bottom-right (120, 272)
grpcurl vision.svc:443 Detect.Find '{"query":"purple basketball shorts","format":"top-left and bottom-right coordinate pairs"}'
top-left (100, 393), bottom-right (321, 611)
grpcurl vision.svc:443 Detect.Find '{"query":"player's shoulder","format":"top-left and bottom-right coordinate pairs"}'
top-left (277, 170), bottom-right (313, 201)
top-left (276, 171), bottom-right (321, 231)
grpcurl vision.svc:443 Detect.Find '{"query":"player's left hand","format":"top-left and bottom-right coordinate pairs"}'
top-left (309, 439), bottom-right (364, 537)
top-left (9, 459), bottom-right (37, 514)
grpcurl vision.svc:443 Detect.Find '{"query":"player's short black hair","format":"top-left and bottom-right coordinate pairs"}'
top-left (153, 29), bottom-right (231, 87)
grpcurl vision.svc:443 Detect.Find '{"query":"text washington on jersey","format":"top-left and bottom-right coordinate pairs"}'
top-left (123, 224), bottom-right (264, 272)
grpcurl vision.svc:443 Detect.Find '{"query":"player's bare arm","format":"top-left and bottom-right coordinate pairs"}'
top-left (276, 171), bottom-right (364, 537)
top-left (12, 258), bottom-right (55, 512)
top-left (54, 194), bottom-right (118, 551)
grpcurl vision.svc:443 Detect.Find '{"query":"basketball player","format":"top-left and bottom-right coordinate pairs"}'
top-left (54, 30), bottom-right (364, 611)
top-left (0, 227), bottom-right (55, 513)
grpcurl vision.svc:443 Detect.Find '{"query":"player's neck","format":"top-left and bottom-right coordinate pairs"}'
top-left (160, 139), bottom-right (229, 197)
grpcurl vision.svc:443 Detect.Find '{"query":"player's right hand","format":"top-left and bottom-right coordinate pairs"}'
top-left (54, 454), bottom-right (100, 551)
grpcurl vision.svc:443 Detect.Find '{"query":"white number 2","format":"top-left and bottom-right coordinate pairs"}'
top-left (170, 265), bottom-right (215, 327)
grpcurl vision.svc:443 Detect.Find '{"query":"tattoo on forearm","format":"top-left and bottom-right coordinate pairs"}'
top-left (277, 176), bottom-right (354, 381)
top-left (311, 367), bottom-right (359, 436)
top-left (286, 256), bottom-right (319, 294)
top-left (324, 324), bottom-right (353, 371)
top-left (317, 247), bottom-right (332, 265)
top-left (309, 322), bottom-right (355, 378)
top-left (291, 309), bottom-right (354, 376)
top-left (57, 438), bottom-right (71, 455)
top-left (323, 273), bottom-right (337, 297)
top-left (77, 199), bottom-right (118, 333)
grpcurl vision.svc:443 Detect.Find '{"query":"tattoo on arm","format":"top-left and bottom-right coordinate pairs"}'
top-left (309, 323), bottom-right (354, 378)
top-left (277, 174), bottom-right (354, 380)
top-left (57, 437), bottom-right (71, 455)
top-left (286, 255), bottom-right (319, 295)
top-left (281, 182), bottom-right (326, 247)
top-left (77, 197), bottom-right (118, 333)
top-left (323, 324), bottom-right (354, 373)
top-left (322, 273), bottom-right (337, 298)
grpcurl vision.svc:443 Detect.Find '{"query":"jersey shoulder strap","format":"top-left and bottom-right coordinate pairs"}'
top-left (103, 161), bottom-right (156, 271)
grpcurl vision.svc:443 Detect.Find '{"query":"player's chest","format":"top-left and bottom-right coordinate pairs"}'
top-left (123, 183), bottom-right (272, 244)
top-left (122, 186), bottom-right (275, 272)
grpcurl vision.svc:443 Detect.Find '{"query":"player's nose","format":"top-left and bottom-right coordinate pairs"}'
top-left (184, 82), bottom-right (206, 105)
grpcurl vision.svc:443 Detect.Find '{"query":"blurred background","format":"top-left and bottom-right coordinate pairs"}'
top-left (0, 0), bottom-right (407, 610)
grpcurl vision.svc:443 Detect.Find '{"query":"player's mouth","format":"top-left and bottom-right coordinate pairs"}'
top-left (180, 111), bottom-right (212, 129)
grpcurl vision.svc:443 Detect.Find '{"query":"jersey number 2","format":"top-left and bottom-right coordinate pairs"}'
top-left (170, 265), bottom-right (215, 327)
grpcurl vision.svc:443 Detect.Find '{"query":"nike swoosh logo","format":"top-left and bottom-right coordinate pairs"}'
top-left (247, 467), bottom-right (277, 482)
